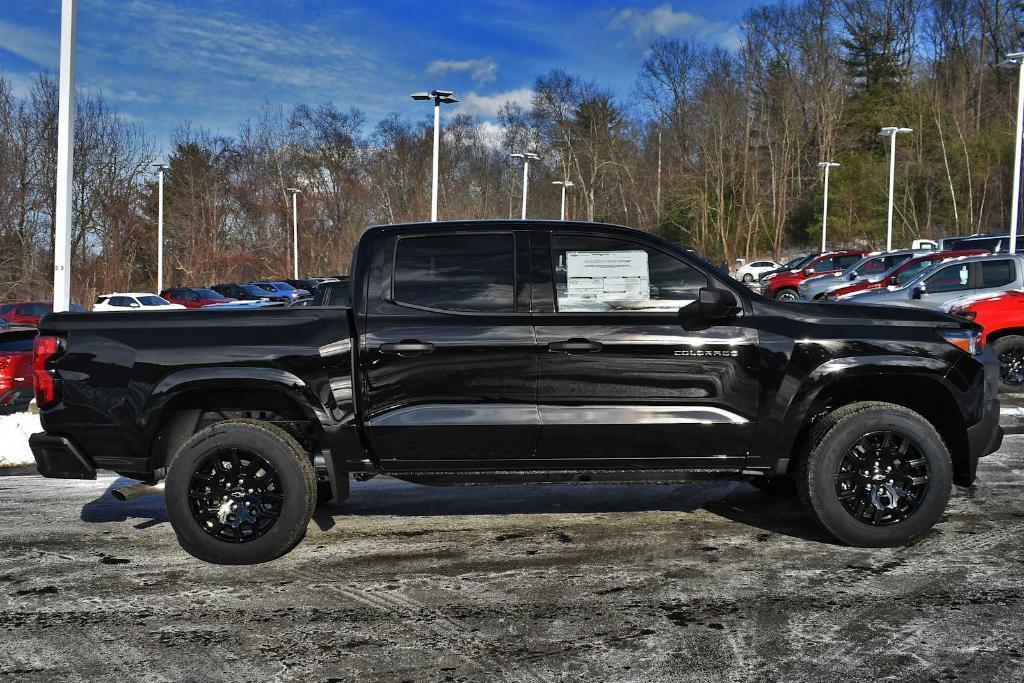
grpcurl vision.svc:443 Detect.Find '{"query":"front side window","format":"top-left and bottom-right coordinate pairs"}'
top-left (835, 254), bottom-right (864, 269)
top-left (138, 296), bottom-right (169, 306)
top-left (980, 260), bottom-right (1015, 288)
top-left (552, 234), bottom-right (707, 312)
top-left (925, 264), bottom-right (969, 293)
top-left (108, 296), bottom-right (133, 307)
top-left (394, 234), bottom-right (515, 313)
top-left (810, 257), bottom-right (836, 272)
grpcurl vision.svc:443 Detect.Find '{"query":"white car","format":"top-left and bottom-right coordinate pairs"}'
top-left (93, 293), bottom-right (186, 312)
top-left (735, 259), bottom-right (781, 283)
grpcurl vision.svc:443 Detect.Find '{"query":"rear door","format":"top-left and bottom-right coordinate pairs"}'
top-left (360, 229), bottom-right (539, 468)
top-left (532, 230), bottom-right (758, 468)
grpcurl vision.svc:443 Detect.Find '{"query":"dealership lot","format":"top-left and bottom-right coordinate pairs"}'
top-left (2, 431), bottom-right (1023, 682)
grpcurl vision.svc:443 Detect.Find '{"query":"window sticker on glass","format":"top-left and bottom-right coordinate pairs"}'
top-left (566, 250), bottom-right (650, 302)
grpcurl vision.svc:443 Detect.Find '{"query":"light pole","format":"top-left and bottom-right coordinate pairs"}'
top-left (999, 52), bottom-right (1024, 254)
top-left (151, 163), bottom-right (168, 290)
top-left (878, 126), bottom-right (913, 251)
top-left (411, 89), bottom-right (458, 221)
top-left (511, 152), bottom-right (539, 219)
top-left (552, 180), bottom-right (574, 220)
top-left (817, 162), bottom-right (839, 252)
top-left (287, 187), bottom-right (301, 279)
top-left (53, 0), bottom-right (77, 312)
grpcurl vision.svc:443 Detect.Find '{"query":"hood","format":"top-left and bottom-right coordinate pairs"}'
top-left (752, 296), bottom-right (963, 328)
top-left (941, 288), bottom-right (1024, 312)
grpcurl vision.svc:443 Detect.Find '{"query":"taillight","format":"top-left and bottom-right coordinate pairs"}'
top-left (33, 335), bottom-right (62, 407)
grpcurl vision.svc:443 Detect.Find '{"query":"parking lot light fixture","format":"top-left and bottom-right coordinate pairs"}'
top-left (151, 163), bottom-right (169, 291)
top-left (287, 187), bottom-right (301, 279)
top-left (999, 53), bottom-right (1024, 254)
top-left (411, 90), bottom-right (458, 222)
top-left (552, 180), bottom-right (574, 220)
top-left (878, 126), bottom-right (913, 251)
top-left (511, 152), bottom-right (539, 219)
top-left (817, 162), bottom-right (839, 252)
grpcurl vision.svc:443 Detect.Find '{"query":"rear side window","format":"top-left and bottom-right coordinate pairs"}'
top-left (0, 333), bottom-right (35, 352)
top-left (981, 260), bottom-right (1015, 288)
top-left (393, 234), bottom-right (515, 313)
top-left (108, 296), bottom-right (134, 307)
top-left (138, 296), bottom-right (169, 306)
top-left (835, 255), bottom-right (863, 269)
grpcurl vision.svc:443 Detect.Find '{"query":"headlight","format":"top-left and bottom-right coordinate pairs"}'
top-left (938, 328), bottom-right (982, 355)
top-left (762, 273), bottom-right (776, 282)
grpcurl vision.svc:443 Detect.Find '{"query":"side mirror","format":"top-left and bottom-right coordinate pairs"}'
top-left (912, 284), bottom-right (926, 299)
top-left (848, 271), bottom-right (858, 281)
top-left (129, 302), bottom-right (141, 308)
top-left (804, 268), bottom-right (814, 276)
top-left (694, 287), bottom-right (738, 320)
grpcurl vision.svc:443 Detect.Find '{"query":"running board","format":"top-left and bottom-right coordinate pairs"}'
top-left (388, 469), bottom-right (767, 486)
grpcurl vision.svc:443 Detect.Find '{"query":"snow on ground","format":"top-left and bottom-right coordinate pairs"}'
top-left (0, 412), bottom-right (40, 466)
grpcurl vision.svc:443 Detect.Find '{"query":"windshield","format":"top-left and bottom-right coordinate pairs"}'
top-left (271, 282), bottom-right (295, 291)
top-left (193, 289), bottom-right (225, 299)
top-left (784, 254), bottom-right (810, 269)
top-left (138, 296), bottom-right (170, 306)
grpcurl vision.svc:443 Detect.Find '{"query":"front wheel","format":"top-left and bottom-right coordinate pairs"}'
top-left (165, 419), bottom-right (317, 564)
top-left (992, 335), bottom-right (1024, 391)
top-left (775, 287), bottom-right (799, 301)
top-left (796, 402), bottom-right (951, 547)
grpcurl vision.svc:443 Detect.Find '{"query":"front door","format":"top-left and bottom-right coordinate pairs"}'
top-left (361, 229), bottom-right (539, 469)
top-left (533, 231), bottom-right (758, 469)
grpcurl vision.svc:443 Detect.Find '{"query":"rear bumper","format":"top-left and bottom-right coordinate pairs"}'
top-left (29, 433), bottom-right (96, 480)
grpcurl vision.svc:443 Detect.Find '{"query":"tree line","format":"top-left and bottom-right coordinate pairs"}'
top-left (0, 0), bottom-right (1022, 304)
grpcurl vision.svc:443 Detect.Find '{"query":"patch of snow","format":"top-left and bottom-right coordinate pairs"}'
top-left (0, 412), bottom-right (40, 466)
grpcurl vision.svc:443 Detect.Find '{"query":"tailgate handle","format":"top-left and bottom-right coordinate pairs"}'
top-left (548, 338), bottom-right (603, 354)
top-left (378, 340), bottom-right (435, 357)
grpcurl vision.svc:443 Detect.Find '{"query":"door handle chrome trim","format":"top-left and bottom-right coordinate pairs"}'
top-left (548, 339), bottom-right (603, 354)
top-left (378, 341), bottom-right (435, 356)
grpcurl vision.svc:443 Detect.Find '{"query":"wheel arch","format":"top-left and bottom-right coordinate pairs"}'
top-left (782, 364), bottom-right (971, 485)
top-left (986, 327), bottom-right (1024, 344)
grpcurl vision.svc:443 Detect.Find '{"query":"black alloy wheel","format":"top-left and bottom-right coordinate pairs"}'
top-left (188, 448), bottom-right (283, 543)
top-left (834, 431), bottom-right (929, 526)
top-left (998, 345), bottom-right (1024, 386)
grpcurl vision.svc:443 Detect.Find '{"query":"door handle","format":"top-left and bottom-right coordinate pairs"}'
top-left (548, 338), bottom-right (603, 354)
top-left (378, 340), bottom-right (435, 357)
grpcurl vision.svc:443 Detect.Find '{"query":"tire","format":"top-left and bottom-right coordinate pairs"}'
top-left (796, 402), bottom-right (951, 547)
top-left (742, 273), bottom-right (754, 283)
top-left (165, 419), bottom-right (317, 564)
top-left (749, 475), bottom-right (797, 495)
top-left (992, 335), bottom-right (1024, 391)
top-left (775, 287), bottom-right (799, 301)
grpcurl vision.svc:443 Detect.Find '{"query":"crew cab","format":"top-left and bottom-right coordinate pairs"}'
top-left (29, 221), bottom-right (1002, 564)
top-left (945, 291), bottom-right (1024, 389)
top-left (763, 250), bottom-right (868, 300)
top-left (828, 250), bottom-right (989, 300)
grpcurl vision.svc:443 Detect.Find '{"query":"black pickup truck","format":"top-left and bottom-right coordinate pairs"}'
top-left (30, 220), bottom-right (1002, 564)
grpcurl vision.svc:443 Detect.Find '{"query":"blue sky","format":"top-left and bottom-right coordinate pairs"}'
top-left (0, 0), bottom-right (754, 153)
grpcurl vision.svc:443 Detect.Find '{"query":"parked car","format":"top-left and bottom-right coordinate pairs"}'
top-left (843, 254), bottom-right (1024, 310)
top-left (798, 250), bottom-right (921, 301)
top-left (736, 259), bottom-right (781, 283)
top-left (828, 250), bottom-right (989, 301)
top-left (282, 279), bottom-right (334, 293)
top-left (249, 281), bottom-right (310, 302)
top-left (0, 328), bottom-right (36, 413)
top-left (313, 278), bottom-right (351, 307)
top-left (0, 301), bottom-right (85, 326)
top-left (30, 219), bottom-right (1001, 564)
top-left (762, 250), bottom-right (869, 300)
top-left (203, 300), bottom-right (285, 309)
top-left (160, 287), bottom-right (237, 308)
top-left (210, 283), bottom-right (280, 302)
top-left (93, 293), bottom-right (185, 312)
top-left (757, 254), bottom-right (817, 283)
top-left (944, 291), bottom-right (1024, 389)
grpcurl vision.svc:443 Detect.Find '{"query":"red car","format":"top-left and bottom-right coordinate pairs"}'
top-left (947, 290), bottom-right (1024, 389)
top-left (0, 301), bottom-right (85, 326)
top-left (159, 287), bottom-right (237, 308)
top-left (828, 250), bottom-right (989, 300)
top-left (762, 250), bottom-right (868, 300)
top-left (0, 329), bottom-right (36, 413)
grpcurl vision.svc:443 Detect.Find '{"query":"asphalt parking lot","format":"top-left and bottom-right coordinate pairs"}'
top-left (2, 420), bottom-right (1024, 682)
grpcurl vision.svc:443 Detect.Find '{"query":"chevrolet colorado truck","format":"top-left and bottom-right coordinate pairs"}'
top-left (30, 221), bottom-right (1002, 564)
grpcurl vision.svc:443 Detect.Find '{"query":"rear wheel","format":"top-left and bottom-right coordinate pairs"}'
top-left (742, 273), bottom-right (754, 283)
top-left (775, 287), bottom-right (799, 301)
top-left (796, 402), bottom-right (951, 547)
top-left (992, 335), bottom-right (1024, 390)
top-left (165, 419), bottom-right (316, 564)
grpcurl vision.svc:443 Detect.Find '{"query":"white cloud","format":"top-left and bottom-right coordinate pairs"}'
top-left (609, 4), bottom-right (738, 48)
top-left (426, 57), bottom-right (498, 84)
top-left (455, 87), bottom-right (534, 120)
top-left (0, 19), bottom-right (58, 68)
